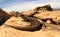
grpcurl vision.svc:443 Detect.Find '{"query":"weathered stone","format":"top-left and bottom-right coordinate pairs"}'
top-left (34, 11), bottom-right (60, 23)
top-left (46, 20), bottom-right (52, 24)
top-left (0, 8), bottom-right (11, 25)
top-left (22, 4), bottom-right (52, 17)
top-left (35, 4), bottom-right (53, 12)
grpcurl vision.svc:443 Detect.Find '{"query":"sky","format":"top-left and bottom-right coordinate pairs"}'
top-left (0, 0), bottom-right (60, 12)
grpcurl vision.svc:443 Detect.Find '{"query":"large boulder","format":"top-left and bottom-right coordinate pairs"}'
top-left (35, 4), bottom-right (53, 12)
top-left (22, 4), bottom-right (52, 17)
top-left (33, 11), bottom-right (60, 24)
top-left (0, 8), bottom-right (11, 25)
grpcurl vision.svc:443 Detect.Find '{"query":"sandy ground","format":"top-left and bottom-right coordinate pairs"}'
top-left (0, 25), bottom-right (60, 37)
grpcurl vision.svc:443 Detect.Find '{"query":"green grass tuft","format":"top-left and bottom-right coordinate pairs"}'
top-left (55, 20), bottom-right (60, 25)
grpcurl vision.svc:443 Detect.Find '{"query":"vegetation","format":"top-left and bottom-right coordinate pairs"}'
top-left (10, 11), bottom-right (20, 17)
top-left (55, 20), bottom-right (60, 25)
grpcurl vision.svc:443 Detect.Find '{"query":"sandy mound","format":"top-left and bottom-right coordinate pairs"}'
top-left (22, 9), bottom-right (35, 17)
top-left (0, 25), bottom-right (60, 37)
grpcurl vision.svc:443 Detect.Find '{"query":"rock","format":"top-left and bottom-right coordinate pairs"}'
top-left (46, 20), bottom-right (52, 24)
top-left (35, 4), bottom-right (53, 12)
top-left (33, 11), bottom-right (60, 24)
top-left (43, 23), bottom-right (60, 30)
top-left (9, 11), bottom-right (17, 16)
top-left (22, 4), bottom-right (52, 17)
top-left (0, 8), bottom-right (11, 25)
top-left (22, 9), bottom-right (35, 17)
top-left (4, 16), bottom-right (42, 31)
top-left (9, 11), bottom-right (20, 17)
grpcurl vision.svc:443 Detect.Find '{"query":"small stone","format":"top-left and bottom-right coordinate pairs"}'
top-left (46, 20), bottom-right (52, 24)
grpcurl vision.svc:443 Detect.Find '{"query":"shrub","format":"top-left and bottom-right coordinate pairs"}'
top-left (55, 20), bottom-right (60, 25)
